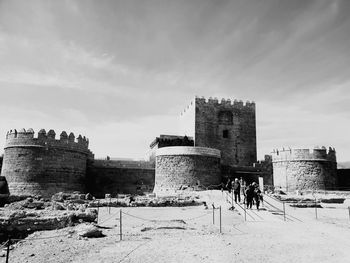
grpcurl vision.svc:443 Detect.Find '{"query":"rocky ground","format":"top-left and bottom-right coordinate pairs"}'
top-left (1, 190), bottom-right (350, 263)
top-left (0, 191), bottom-right (203, 241)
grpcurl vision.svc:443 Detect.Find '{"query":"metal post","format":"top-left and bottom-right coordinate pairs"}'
top-left (231, 191), bottom-right (233, 207)
top-left (120, 209), bottom-right (122, 241)
top-left (219, 206), bottom-right (222, 233)
top-left (348, 206), bottom-right (350, 221)
top-left (212, 206), bottom-right (215, 224)
top-left (97, 200), bottom-right (100, 224)
top-left (5, 237), bottom-right (10, 263)
top-left (315, 198), bottom-right (318, 220)
top-left (283, 202), bottom-right (286, 221)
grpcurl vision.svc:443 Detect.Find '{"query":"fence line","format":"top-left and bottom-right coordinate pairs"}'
top-left (264, 193), bottom-right (350, 222)
top-left (224, 191), bottom-right (262, 221)
top-left (121, 210), bottom-right (213, 223)
top-left (11, 233), bottom-right (70, 243)
top-left (2, 204), bottom-right (225, 262)
top-left (121, 211), bottom-right (155, 222)
top-left (264, 195), bottom-right (303, 222)
top-left (0, 240), bottom-right (8, 250)
top-left (98, 209), bottom-right (121, 226)
top-left (184, 211), bottom-right (213, 221)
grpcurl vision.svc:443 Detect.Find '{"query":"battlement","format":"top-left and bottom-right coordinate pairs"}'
top-left (271, 147), bottom-right (336, 163)
top-left (5, 128), bottom-right (90, 153)
top-left (180, 96), bottom-right (255, 115)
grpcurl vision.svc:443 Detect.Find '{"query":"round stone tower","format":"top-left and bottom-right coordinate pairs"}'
top-left (154, 146), bottom-right (221, 193)
top-left (271, 147), bottom-right (337, 192)
top-left (1, 128), bottom-right (92, 197)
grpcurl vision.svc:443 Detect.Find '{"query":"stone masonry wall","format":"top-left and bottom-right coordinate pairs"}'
top-left (87, 159), bottom-right (155, 197)
top-left (1, 129), bottom-right (91, 197)
top-left (272, 147), bottom-right (337, 192)
top-left (181, 97), bottom-right (256, 166)
top-left (154, 147), bottom-right (221, 193)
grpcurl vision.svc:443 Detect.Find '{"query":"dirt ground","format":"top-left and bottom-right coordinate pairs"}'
top-left (3, 191), bottom-right (350, 263)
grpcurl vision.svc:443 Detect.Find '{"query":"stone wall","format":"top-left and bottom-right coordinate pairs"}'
top-left (272, 147), bottom-right (337, 192)
top-left (1, 129), bottom-right (92, 197)
top-left (154, 146), bottom-right (221, 193)
top-left (87, 159), bottom-right (155, 197)
top-left (180, 96), bottom-right (256, 166)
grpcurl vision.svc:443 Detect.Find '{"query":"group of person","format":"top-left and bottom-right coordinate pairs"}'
top-left (225, 178), bottom-right (263, 210)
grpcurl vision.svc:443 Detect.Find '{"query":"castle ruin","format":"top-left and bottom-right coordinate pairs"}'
top-left (0, 96), bottom-right (344, 197)
top-left (154, 146), bottom-right (221, 193)
top-left (180, 97), bottom-right (256, 166)
top-left (1, 129), bottom-right (92, 197)
top-left (272, 147), bottom-right (337, 192)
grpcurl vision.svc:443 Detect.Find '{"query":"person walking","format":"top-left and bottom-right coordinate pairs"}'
top-left (253, 182), bottom-right (262, 210)
top-left (225, 178), bottom-right (232, 193)
top-left (245, 183), bottom-right (254, 209)
top-left (241, 180), bottom-right (247, 204)
top-left (232, 178), bottom-right (241, 203)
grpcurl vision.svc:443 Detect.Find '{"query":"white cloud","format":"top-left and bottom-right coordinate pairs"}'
top-left (0, 0), bottom-right (350, 162)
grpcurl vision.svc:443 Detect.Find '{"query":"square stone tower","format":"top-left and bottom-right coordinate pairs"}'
top-left (180, 96), bottom-right (257, 166)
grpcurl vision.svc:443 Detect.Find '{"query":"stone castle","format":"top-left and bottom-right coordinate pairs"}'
top-left (180, 97), bottom-right (256, 166)
top-left (2, 129), bottom-right (92, 197)
top-left (0, 96), bottom-right (346, 198)
top-left (271, 147), bottom-right (337, 192)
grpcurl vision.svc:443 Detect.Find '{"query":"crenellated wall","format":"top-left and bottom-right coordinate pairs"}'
top-left (154, 146), bottom-right (221, 193)
top-left (272, 147), bottom-right (337, 192)
top-left (180, 96), bottom-right (256, 166)
top-left (1, 129), bottom-right (93, 197)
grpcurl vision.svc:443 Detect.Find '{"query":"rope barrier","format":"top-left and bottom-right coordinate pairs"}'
top-left (224, 191), bottom-right (263, 221)
top-left (98, 209), bottom-right (121, 226)
top-left (11, 233), bottom-right (70, 242)
top-left (184, 211), bottom-right (213, 221)
top-left (122, 210), bottom-right (212, 223)
top-left (122, 211), bottom-right (155, 222)
top-left (264, 195), bottom-right (303, 222)
top-left (0, 240), bottom-right (8, 250)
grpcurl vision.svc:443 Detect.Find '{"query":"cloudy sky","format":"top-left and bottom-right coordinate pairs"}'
top-left (0, 0), bottom-right (349, 161)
